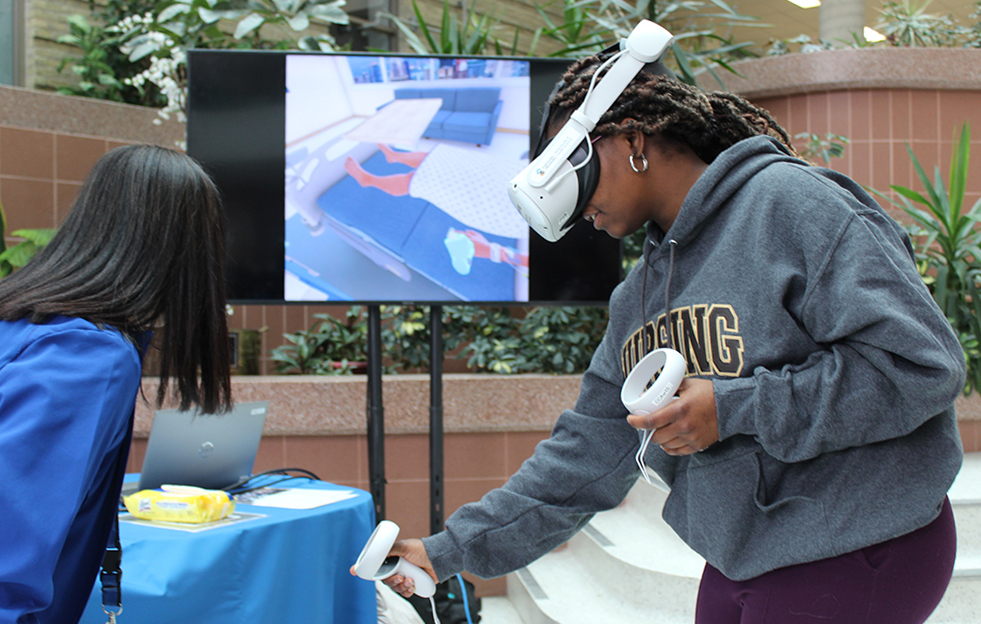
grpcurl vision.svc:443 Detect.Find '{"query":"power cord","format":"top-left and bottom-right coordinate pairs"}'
top-left (424, 574), bottom-right (475, 624)
top-left (118, 467), bottom-right (323, 510)
top-left (224, 467), bottom-right (322, 495)
top-left (430, 596), bottom-right (440, 624)
top-left (456, 574), bottom-right (474, 624)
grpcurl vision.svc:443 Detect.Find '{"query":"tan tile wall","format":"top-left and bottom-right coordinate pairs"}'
top-left (0, 127), bottom-right (124, 229)
top-left (754, 89), bottom-right (981, 219)
top-left (704, 49), bottom-right (981, 227)
top-left (0, 85), bottom-right (185, 238)
top-left (960, 421), bottom-right (981, 454)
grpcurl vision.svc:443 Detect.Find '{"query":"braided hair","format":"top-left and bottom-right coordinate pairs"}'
top-left (548, 53), bottom-right (799, 164)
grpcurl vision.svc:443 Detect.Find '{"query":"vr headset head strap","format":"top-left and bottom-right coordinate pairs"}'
top-left (532, 48), bottom-right (678, 161)
top-left (508, 20), bottom-right (675, 242)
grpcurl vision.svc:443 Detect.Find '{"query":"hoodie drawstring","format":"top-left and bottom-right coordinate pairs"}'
top-left (664, 239), bottom-right (677, 351)
top-left (640, 238), bottom-right (678, 356)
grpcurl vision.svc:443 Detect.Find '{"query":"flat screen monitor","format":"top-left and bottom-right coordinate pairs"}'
top-left (186, 49), bottom-right (621, 305)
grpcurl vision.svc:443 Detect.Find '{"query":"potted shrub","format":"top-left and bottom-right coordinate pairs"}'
top-left (872, 122), bottom-right (981, 395)
top-left (270, 307), bottom-right (369, 374)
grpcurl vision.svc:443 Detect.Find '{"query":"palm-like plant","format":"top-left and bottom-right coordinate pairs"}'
top-left (873, 123), bottom-right (981, 394)
top-left (544, 0), bottom-right (763, 86)
top-left (875, 0), bottom-right (964, 47)
top-left (527, 0), bottom-right (614, 58)
top-left (383, 0), bottom-right (510, 55)
top-left (382, 0), bottom-right (761, 87)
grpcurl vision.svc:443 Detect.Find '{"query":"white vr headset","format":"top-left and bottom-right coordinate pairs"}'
top-left (507, 20), bottom-right (675, 242)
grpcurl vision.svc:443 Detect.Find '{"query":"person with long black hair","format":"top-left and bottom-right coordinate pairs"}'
top-left (0, 144), bottom-right (232, 624)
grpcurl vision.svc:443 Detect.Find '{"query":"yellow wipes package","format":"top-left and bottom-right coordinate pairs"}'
top-left (123, 485), bottom-right (235, 524)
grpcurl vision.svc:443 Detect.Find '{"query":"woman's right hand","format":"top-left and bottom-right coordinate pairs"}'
top-left (384, 538), bottom-right (437, 598)
top-left (349, 537), bottom-right (437, 598)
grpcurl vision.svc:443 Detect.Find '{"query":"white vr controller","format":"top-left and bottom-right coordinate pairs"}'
top-left (621, 348), bottom-right (686, 415)
top-left (353, 520), bottom-right (436, 598)
top-left (623, 348), bottom-right (686, 484)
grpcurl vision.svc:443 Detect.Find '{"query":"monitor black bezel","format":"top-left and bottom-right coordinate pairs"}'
top-left (186, 48), bottom-right (622, 306)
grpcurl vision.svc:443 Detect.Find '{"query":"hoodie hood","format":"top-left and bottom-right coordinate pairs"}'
top-left (637, 136), bottom-right (809, 352)
top-left (646, 135), bottom-right (806, 250)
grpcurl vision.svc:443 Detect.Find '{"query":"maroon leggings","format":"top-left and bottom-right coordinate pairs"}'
top-left (695, 498), bottom-right (956, 624)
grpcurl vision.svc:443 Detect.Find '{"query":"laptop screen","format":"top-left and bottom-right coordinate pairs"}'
top-left (135, 401), bottom-right (269, 491)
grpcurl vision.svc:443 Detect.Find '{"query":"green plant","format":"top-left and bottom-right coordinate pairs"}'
top-left (512, 306), bottom-right (609, 373)
top-left (874, 0), bottom-right (964, 47)
top-left (56, 1), bottom-right (165, 107)
top-left (794, 132), bottom-right (849, 165)
top-left (382, 0), bottom-right (761, 87)
top-left (268, 304), bottom-right (609, 375)
top-left (622, 229), bottom-right (645, 273)
top-left (563, 0), bottom-right (764, 87)
top-left (0, 201), bottom-right (56, 278)
top-left (840, 31), bottom-right (880, 48)
top-left (968, 1), bottom-right (981, 48)
top-left (381, 305), bottom-right (490, 371)
top-left (56, 14), bottom-right (159, 105)
top-left (446, 305), bottom-right (608, 373)
top-left (270, 308), bottom-right (369, 374)
top-left (766, 34), bottom-right (834, 56)
top-left (382, 0), bottom-right (512, 55)
top-left (527, 0), bottom-right (615, 57)
top-left (111, 2), bottom-right (244, 123)
top-left (194, 0), bottom-right (348, 51)
top-left (871, 123), bottom-right (981, 395)
top-left (58, 0), bottom-right (349, 131)
top-left (458, 311), bottom-right (524, 373)
top-left (114, 0), bottom-right (346, 123)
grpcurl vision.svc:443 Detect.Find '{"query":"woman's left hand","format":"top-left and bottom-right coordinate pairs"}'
top-left (626, 377), bottom-right (719, 455)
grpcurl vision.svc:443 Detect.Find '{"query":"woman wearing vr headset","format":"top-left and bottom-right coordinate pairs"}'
top-left (0, 144), bottom-right (232, 624)
top-left (375, 30), bottom-right (965, 624)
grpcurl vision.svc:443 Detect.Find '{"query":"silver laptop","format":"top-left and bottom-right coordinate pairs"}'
top-left (129, 401), bottom-right (269, 492)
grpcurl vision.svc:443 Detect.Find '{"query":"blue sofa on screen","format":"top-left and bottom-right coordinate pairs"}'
top-left (393, 87), bottom-right (503, 146)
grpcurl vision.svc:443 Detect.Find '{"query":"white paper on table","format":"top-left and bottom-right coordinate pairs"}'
top-left (245, 488), bottom-right (358, 510)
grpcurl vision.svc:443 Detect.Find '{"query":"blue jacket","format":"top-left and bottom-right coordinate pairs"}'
top-left (423, 136), bottom-right (965, 582)
top-left (0, 316), bottom-right (144, 624)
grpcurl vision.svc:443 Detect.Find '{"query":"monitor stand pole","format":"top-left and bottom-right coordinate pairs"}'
top-left (365, 304), bottom-right (446, 532)
top-left (429, 305), bottom-right (445, 535)
top-left (366, 304), bottom-right (385, 521)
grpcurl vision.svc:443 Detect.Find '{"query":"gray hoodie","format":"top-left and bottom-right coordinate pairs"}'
top-left (423, 136), bottom-right (965, 582)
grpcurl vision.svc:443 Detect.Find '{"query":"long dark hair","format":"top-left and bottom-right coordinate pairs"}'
top-left (0, 144), bottom-right (232, 414)
top-left (548, 53), bottom-right (799, 164)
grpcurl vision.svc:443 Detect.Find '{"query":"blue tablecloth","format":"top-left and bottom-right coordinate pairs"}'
top-left (80, 478), bottom-right (376, 624)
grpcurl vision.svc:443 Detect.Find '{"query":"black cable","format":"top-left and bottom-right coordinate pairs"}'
top-left (224, 467), bottom-right (323, 496)
top-left (118, 468), bottom-right (323, 507)
top-left (228, 476), bottom-right (299, 496)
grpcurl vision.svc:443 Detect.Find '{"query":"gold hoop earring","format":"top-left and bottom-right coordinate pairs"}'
top-left (629, 153), bottom-right (648, 173)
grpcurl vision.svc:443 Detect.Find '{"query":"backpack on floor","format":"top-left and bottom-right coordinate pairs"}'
top-left (407, 575), bottom-right (481, 624)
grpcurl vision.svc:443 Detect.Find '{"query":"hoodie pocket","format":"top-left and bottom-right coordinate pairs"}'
top-left (685, 450), bottom-right (833, 580)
